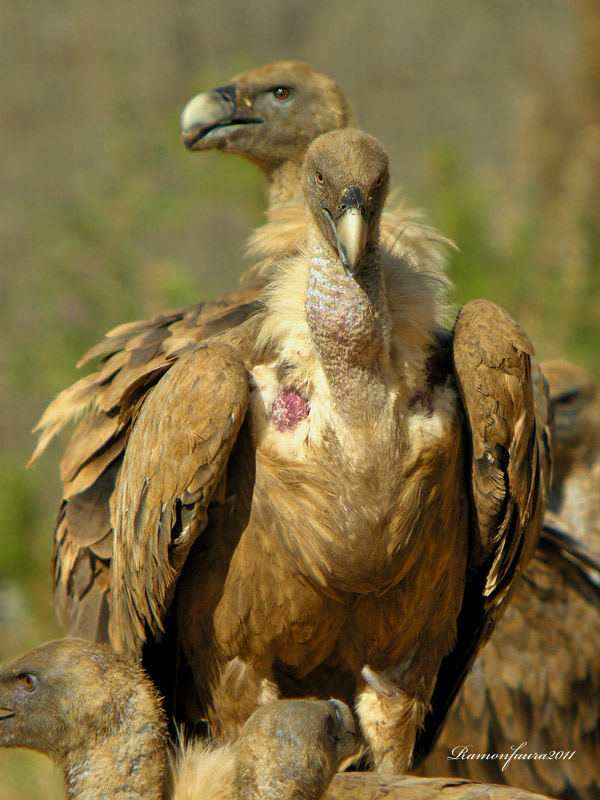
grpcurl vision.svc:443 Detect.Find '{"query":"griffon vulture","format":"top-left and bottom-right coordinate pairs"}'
top-left (107, 130), bottom-right (546, 772)
top-left (29, 62), bottom-right (447, 649)
top-left (1, 638), bottom-right (556, 800)
top-left (418, 360), bottom-right (600, 800)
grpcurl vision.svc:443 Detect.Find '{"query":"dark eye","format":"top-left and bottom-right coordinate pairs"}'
top-left (272, 86), bottom-right (292, 101)
top-left (315, 169), bottom-right (325, 185)
top-left (19, 674), bottom-right (37, 693)
top-left (374, 175), bottom-right (384, 187)
top-left (556, 391), bottom-right (582, 415)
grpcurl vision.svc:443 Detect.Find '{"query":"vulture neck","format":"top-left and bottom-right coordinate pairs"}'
top-left (265, 158), bottom-right (305, 208)
top-left (304, 220), bottom-right (391, 421)
top-left (59, 706), bottom-right (168, 800)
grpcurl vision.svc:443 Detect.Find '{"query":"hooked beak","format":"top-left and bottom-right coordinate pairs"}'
top-left (0, 707), bottom-right (14, 720)
top-left (324, 187), bottom-right (368, 275)
top-left (180, 84), bottom-right (262, 150)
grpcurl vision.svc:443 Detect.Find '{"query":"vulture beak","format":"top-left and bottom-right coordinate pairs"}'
top-left (0, 706), bottom-right (15, 720)
top-left (325, 187), bottom-right (368, 275)
top-left (180, 84), bottom-right (262, 150)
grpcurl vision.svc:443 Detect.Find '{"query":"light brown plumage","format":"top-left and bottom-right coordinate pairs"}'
top-left (108, 129), bottom-right (546, 772)
top-left (417, 360), bottom-right (600, 800)
top-left (29, 61), bottom-right (449, 652)
top-left (0, 638), bottom-right (355, 800)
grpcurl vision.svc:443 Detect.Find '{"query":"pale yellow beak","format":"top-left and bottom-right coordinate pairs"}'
top-left (335, 207), bottom-right (368, 275)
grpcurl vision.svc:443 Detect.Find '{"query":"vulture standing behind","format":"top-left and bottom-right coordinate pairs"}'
top-left (543, 359), bottom-right (600, 556)
top-left (108, 129), bottom-right (546, 772)
top-left (419, 359), bottom-right (600, 800)
top-left (28, 61), bottom-right (448, 648)
top-left (0, 638), bottom-right (554, 800)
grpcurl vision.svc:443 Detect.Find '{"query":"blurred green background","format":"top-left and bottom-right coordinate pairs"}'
top-left (1, 0), bottom-right (599, 796)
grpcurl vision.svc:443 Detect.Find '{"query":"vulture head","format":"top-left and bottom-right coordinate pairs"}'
top-left (543, 359), bottom-right (600, 470)
top-left (302, 129), bottom-right (389, 276)
top-left (0, 638), bottom-right (168, 797)
top-left (180, 61), bottom-right (356, 173)
top-left (235, 698), bottom-right (355, 800)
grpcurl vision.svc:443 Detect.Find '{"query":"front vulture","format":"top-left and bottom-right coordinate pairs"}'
top-left (29, 61), bottom-right (447, 647)
top-left (109, 130), bottom-right (546, 772)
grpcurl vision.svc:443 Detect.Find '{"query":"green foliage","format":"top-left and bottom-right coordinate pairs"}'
top-left (420, 139), bottom-right (600, 375)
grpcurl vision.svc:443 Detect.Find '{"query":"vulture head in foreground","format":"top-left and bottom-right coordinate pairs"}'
top-left (0, 638), bottom-right (355, 800)
top-left (0, 638), bottom-right (169, 799)
top-left (180, 61), bottom-right (356, 203)
top-left (107, 129), bottom-right (547, 773)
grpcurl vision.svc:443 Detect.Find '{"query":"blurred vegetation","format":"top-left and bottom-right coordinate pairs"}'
top-left (1, 1), bottom-right (599, 797)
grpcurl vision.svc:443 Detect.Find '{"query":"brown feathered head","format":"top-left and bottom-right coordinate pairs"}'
top-left (302, 129), bottom-right (389, 275)
top-left (180, 61), bottom-right (356, 170)
top-left (0, 638), bottom-right (166, 762)
top-left (235, 698), bottom-right (355, 800)
top-left (542, 359), bottom-right (600, 476)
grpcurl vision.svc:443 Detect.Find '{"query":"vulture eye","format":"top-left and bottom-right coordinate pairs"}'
top-left (315, 169), bottom-right (325, 185)
top-left (18, 673), bottom-right (37, 693)
top-left (272, 86), bottom-right (292, 101)
top-left (374, 175), bottom-right (384, 187)
top-left (556, 390), bottom-right (582, 415)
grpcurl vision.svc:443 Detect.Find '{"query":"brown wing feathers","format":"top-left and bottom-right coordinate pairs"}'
top-left (413, 300), bottom-right (547, 765)
top-left (110, 341), bottom-right (250, 656)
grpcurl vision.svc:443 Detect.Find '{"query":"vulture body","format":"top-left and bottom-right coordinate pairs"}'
top-left (419, 360), bottom-right (600, 800)
top-left (0, 638), bottom-right (355, 800)
top-left (29, 61), bottom-right (448, 649)
top-left (108, 130), bottom-right (546, 771)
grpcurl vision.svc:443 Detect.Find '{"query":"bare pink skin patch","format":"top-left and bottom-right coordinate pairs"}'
top-left (271, 389), bottom-right (310, 432)
top-left (409, 390), bottom-right (434, 418)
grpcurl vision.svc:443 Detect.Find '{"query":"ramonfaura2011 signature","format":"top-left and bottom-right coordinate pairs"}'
top-left (449, 743), bottom-right (576, 772)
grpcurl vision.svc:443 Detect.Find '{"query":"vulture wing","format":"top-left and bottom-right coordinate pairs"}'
top-left (47, 295), bottom-right (260, 643)
top-left (414, 299), bottom-right (549, 763)
top-left (418, 520), bottom-right (600, 799)
top-left (109, 339), bottom-right (250, 657)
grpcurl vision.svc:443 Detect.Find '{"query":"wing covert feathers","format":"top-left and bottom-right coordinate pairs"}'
top-left (109, 342), bottom-right (249, 657)
top-left (452, 299), bottom-right (545, 590)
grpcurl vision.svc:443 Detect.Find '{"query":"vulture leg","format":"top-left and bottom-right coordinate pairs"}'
top-left (356, 673), bottom-right (430, 774)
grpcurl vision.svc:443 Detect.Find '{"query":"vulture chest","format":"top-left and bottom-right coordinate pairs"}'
top-left (209, 379), bottom-right (469, 675)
